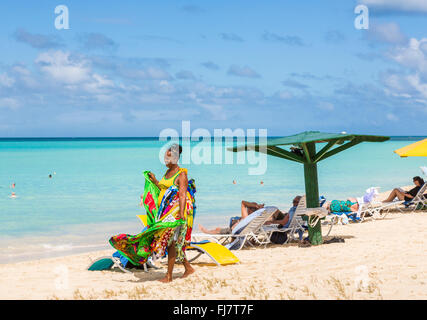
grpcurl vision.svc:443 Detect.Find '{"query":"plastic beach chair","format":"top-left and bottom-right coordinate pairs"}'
top-left (261, 196), bottom-right (308, 243)
top-left (192, 206), bottom-right (280, 250)
top-left (187, 240), bottom-right (240, 266)
top-left (406, 182), bottom-right (427, 211)
top-left (136, 215), bottom-right (239, 267)
top-left (371, 182), bottom-right (427, 215)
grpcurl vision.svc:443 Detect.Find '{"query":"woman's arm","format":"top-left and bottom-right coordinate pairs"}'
top-left (242, 200), bottom-right (262, 209)
top-left (265, 214), bottom-right (290, 227)
top-left (404, 192), bottom-right (415, 199)
top-left (176, 172), bottom-right (188, 220)
top-left (148, 172), bottom-right (160, 188)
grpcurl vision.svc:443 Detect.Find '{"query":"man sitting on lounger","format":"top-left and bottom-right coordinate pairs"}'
top-left (264, 196), bottom-right (302, 229)
top-left (199, 197), bottom-right (301, 234)
top-left (382, 176), bottom-right (425, 203)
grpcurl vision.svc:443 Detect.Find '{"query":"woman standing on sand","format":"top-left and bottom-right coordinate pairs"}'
top-left (148, 144), bottom-right (195, 283)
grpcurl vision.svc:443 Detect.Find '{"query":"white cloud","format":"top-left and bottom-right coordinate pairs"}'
top-left (119, 66), bottom-right (172, 80)
top-left (386, 113), bottom-right (399, 121)
top-left (35, 51), bottom-right (91, 84)
top-left (227, 65), bottom-right (261, 78)
top-left (381, 38), bottom-right (427, 103)
top-left (199, 103), bottom-right (227, 120)
top-left (0, 97), bottom-right (20, 109)
top-left (358, 0), bottom-right (427, 13)
top-left (368, 23), bottom-right (407, 44)
top-left (0, 73), bottom-right (15, 87)
top-left (83, 73), bottom-right (114, 94)
top-left (274, 90), bottom-right (293, 100)
top-left (318, 102), bottom-right (335, 111)
top-left (388, 38), bottom-right (427, 74)
top-left (12, 65), bottom-right (31, 76)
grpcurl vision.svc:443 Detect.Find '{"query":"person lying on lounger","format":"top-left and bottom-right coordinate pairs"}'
top-left (198, 200), bottom-right (264, 235)
top-left (324, 198), bottom-right (360, 213)
top-left (382, 176), bottom-right (425, 203)
top-left (199, 197), bottom-right (301, 234)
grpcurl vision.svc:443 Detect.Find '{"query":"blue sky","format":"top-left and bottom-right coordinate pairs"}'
top-left (0, 0), bottom-right (426, 137)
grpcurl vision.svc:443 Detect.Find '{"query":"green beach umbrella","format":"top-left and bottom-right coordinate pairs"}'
top-left (229, 131), bottom-right (390, 245)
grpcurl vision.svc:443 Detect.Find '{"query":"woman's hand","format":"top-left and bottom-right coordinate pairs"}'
top-left (148, 172), bottom-right (159, 186)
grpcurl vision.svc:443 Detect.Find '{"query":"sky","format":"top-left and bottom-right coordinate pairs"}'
top-left (0, 0), bottom-right (426, 137)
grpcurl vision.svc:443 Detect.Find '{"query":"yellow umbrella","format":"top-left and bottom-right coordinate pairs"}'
top-left (394, 138), bottom-right (427, 157)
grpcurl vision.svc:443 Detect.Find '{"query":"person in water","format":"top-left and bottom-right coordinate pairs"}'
top-left (148, 144), bottom-right (195, 283)
top-left (382, 176), bottom-right (425, 203)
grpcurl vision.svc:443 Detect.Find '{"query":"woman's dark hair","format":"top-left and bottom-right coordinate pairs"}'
top-left (413, 176), bottom-right (425, 186)
top-left (169, 144), bottom-right (182, 155)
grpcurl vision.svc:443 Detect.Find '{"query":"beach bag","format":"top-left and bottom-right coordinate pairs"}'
top-left (270, 231), bottom-right (288, 244)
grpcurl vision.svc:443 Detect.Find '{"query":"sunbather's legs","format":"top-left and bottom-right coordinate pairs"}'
top-left (198, 224), bottom-right (223, 234)
top-left (347, 198), bottom-right (359, 211)
top-left (383, 188), bottom-right (406, 202)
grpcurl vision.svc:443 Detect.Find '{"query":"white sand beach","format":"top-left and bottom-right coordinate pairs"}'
top-left (1, 209), bottom-right (426, 300)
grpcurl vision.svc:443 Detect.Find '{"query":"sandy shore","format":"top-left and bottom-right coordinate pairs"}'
top-left (0, 208), bottom-right (426, 300)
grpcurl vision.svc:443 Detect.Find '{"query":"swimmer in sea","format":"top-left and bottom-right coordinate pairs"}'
top-left (10, 192), bottom-right (17, 198)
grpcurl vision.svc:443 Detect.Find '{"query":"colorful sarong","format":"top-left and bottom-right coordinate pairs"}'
top-left (109, 177), bottom-right (196, 266)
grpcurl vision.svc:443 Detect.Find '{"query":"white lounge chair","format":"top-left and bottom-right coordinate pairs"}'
top-left (372, 182), bottom-right (427, 215)
top-left (261, 196), bottom-right (307, 243)
top-left (192, 206), bottom-right (280, 250)
top-left (406, 182), bottom-right (427, 211)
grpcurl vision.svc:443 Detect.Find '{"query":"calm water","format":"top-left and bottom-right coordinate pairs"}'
top-left (0, 137), bottom-right (426, 263)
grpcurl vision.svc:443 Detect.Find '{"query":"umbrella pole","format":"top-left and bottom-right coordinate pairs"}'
top-left (303, 145), bottom-right (323, 245)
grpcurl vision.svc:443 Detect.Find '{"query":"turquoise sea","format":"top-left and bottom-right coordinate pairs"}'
top-left (0, 137), bottom-right (426, 263)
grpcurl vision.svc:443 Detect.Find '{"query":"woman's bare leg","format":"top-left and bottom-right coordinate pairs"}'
top-left (383, 188), bottom-right (406, 202)
top-left (181, 258), bottom-right (195, 278)
top-left (159, 243), bottom-right (176, 283)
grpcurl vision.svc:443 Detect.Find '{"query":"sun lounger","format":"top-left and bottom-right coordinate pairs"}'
top-left (87, 255), bottom-right (158, 273)
top-left (136, 215), bottom-right (239, 267)
top-left (371, 182), bottom-right (427, 215)
top-left (261, 196), bottom-right (308, 243)
top-left (405, 182), bottom-right (427, 211)
top-left (192, 206), bottom-right (280, 250)
top-left (89, 214), bottom-right (239, 273)
top-left (187, 240), bottom-right (240, 266)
